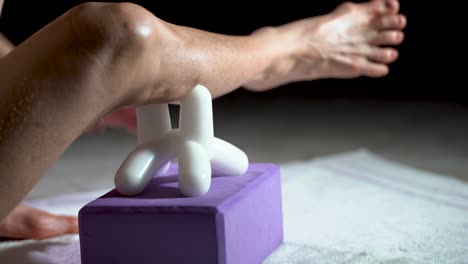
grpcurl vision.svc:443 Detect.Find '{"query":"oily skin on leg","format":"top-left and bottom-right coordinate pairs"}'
top-left (0, 0), bottom-right (405, 239)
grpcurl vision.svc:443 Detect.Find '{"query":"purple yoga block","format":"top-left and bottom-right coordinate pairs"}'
top-left (79, 163), bottom-right (283, 264)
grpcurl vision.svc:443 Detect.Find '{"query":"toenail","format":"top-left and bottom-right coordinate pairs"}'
top-left (378, 4), bottom-right (387, 13)
top-left (386, 50), bottom-right (394, 58)
top-left (396, 17), bottom-right (402, 25)
top-left (399, 16), bottom-right (407, 27)
top-left (398, 32), bottom-right (404, 40)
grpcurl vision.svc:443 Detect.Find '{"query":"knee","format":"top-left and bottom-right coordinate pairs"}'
top-left (69, 2), bottom-right (161, 57)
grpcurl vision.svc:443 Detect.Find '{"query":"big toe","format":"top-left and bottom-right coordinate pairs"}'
top-left (369, 0), bottom-right (400, 15)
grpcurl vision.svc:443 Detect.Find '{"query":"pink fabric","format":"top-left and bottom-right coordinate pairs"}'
top-left (88, 107), bottom-right (137, 134)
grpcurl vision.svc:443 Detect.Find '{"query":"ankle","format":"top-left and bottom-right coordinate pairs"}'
top-left (245, 26), bottom-right (296, 87)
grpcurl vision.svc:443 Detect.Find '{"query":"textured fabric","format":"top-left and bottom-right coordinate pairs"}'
top-left (1, 150), bottom-right (467, 264)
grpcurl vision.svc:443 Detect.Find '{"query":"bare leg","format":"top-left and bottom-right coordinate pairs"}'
top-left (0, 2), bottom-right (284, 223)
top-left (0, 0), bottom-right (406, 238)
top-left (0, 33), bottom-right (13, 56)
top-left (245, 0), bottom-right (406, 90)
top-left (0, 2), bottom-right (81, 239)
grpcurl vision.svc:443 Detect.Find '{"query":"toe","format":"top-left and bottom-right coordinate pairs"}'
top-left (385, 0), bottom-right (400, 14)
top-left (372, 14), bottom-right (407, 30)
top-left (370, 30), bottom-right (404, 46)
top-left (359, 59), bottom-right (390, 78)
top-left (344, 57), bottom-right (389, 78)
top-left (367, 47), bottom-right (399, 63)
top-left (368, 0), bottom-right (399, 15)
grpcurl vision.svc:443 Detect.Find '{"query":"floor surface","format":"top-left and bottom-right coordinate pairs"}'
top-left (27, 97), bottom-right (468, 199)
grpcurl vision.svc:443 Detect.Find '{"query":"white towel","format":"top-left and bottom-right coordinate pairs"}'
top-left (265, 150), bottom-right (468, 263)
top-left (1, 150), bottom-right (467, 263)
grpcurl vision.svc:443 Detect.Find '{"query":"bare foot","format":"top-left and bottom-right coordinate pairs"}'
top-left (0, 204), bottom-right (78, 240)
top-left (245, 0), bottom-right (407, 91)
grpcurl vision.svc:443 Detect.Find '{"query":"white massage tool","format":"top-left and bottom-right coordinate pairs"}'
top-left (114, 84), bottom-right (249, 197)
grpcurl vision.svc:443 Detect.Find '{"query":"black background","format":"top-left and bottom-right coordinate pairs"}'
top-left (0, 1), bottom-right (461, 104)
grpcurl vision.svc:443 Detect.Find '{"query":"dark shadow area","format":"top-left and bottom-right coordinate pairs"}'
top-left (136, 174), bottom-right (183, 199)
top-left (135, 185), bottom-right (183, 199)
